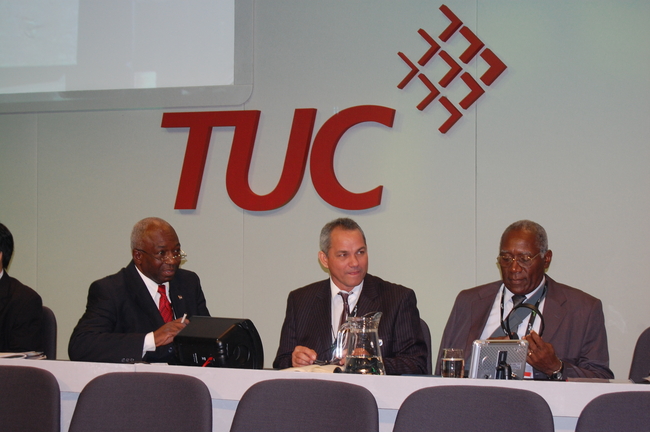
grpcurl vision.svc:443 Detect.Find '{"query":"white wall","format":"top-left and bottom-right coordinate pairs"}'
top-left (1, 0), bottom-right (649, 379)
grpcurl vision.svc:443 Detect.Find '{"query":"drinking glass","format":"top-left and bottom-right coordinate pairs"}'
top-left (440, 348), bottom-right (464, 378)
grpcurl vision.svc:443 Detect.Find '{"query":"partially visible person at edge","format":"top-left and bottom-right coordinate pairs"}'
top-left (69, 217), bottom-right (209, 363)
top-left (0, 223), bottom-right (43, 353)
top-left (436, 220), bottom-right (614, 380)
top-left (273, 217), bottom-right (428, 375)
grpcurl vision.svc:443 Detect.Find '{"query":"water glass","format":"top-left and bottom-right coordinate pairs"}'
top-left (440, 348), bottom-right (464, 378)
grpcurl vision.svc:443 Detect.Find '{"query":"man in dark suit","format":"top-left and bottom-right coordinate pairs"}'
top-left (69, 217), bottom-right (209, 363)
top-left (0, 223), bottom-right (43, 353)
top-left (273, 218), bottom-right (427, 375)
top-left (436, 220), bottom-right (613, 380)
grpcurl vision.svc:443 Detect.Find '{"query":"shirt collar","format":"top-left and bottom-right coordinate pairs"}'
top-left (502, 275), bottom-right (546, 303)
top-left (135, 266), bottom-right (168, 299)
top-left (329, 278), bottom-right (363, 299)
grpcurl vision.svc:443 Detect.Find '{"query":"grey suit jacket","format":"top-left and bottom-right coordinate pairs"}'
top-left (0, 272), bottom-right (43, 352)
top-left (69, 260), bottom-right (209, 363)
top-left (435, 276), bottom-right (614, 379)
top-left (273, 273), bottom-right (428, 375)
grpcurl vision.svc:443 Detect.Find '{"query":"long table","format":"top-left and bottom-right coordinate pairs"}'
top-left (2, 358), bottom-right (648, 432)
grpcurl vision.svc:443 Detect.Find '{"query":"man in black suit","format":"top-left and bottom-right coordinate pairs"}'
top-left (0, 223), bottom-right (43, 353)
top-left (273, 218), bottom-right (427, 375)
top-left (69, 217), bottom-right (209, 363)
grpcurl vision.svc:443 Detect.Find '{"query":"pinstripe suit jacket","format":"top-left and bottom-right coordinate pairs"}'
top-left (273, 273), bottom-right (428, 374)
top-left (435, 276), bottom-right (614, 379)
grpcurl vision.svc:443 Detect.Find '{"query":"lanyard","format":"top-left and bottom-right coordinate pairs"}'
top-left (499, 283), bottom-right (547, 338)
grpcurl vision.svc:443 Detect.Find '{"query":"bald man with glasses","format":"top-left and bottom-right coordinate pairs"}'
top-left (435, 220), bottom-right (613, 380)
top-left (69, 217), bottom-right (210, 363)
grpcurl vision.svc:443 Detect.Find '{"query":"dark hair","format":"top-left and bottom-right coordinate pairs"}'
top-left (319, 218), bottom-right (366, 254)
top-left (0, 223), bottom-right (15, 269)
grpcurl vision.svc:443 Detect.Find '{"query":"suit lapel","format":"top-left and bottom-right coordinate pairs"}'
top-left (125, 261), bottom-right (165, 328)
top-left (356, 275), bottom-right (380, 316)
top-left (468, 282), bottom-right (500, 347)
top-left (169, 279), bottom-right (186, 318)
top-left (312, 282), bottom-right (334, 358)
top-left (539, 276), bottom-right (566, 341)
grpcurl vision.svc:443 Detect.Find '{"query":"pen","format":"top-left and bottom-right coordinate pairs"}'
top-left (181, 313), bottom-right (187, 324)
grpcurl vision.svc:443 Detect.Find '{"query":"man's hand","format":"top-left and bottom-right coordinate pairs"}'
top-left (153, 317), bottom-right (189, 347)
top-left (291, 345), bottom-right (317, 367)
top-left (523, 330), bottom-right (562, 376)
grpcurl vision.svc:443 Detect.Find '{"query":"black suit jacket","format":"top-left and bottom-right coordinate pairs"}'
top-left (273, 273), bottom-right (427, 374)
top-left (0, 272), bottom-right (43, 352)
top-left (69, 261), bottom-right (209, 363)
top-left (435, 276), bottom-right (614, 379)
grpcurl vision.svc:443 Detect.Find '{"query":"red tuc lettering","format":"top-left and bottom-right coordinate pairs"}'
top-left (226, 109), bottom-right (316, 211)
top-left (161, 111), bottom-right (260, 209)
top-left (310, 105), bottom-right (396, 210)
top-left (162, 109), bottom-right (316, 211)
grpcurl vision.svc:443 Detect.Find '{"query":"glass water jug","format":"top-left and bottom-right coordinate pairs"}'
top-left (332, 311), bottom-right (386, 375)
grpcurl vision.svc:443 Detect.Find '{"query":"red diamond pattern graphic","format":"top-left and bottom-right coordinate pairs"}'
top-left (398, 4), bottom-right (507, 134)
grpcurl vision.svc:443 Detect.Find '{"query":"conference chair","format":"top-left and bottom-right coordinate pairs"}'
top-left (575, 391), bottom-right (650, 432)
top-left (230, 379), bottom-right (379, 432)
top-left (0, 365), bottom-right (61, 432)
top-left (420, 318), bottom-right (432, 374)
top-left (393, 385), bottom-right (554, 432)
top-left (41, 306), bottom-right (57, 359)
top-left (68, 372), bottom-right (212, 432)
top-left (628, 326), bottom-right (650, 383)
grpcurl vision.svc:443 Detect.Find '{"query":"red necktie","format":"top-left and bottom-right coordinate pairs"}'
top-left (158, 285), bottom-right (173, 323)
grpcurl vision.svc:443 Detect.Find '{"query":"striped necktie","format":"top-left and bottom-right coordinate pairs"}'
top-left (158, 285), bottom-right (174, 323)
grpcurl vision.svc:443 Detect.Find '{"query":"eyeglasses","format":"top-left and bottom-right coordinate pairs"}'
top-left (136, 249), bottom-right (187, 262)
top-left (497, 252), bottom-right (541, 268)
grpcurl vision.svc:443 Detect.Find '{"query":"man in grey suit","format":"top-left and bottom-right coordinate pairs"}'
top-left (69, 217), bottom-right (210, 363)
top-left (436, 220), bottom-right (613, 380)
top-left (273, 218), bottom-right (427, 375)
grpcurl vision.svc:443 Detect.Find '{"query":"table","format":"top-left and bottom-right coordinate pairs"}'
top-left (1, 358), bottom-right (648, 432)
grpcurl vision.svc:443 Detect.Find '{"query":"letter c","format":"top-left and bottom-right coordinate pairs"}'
top-left (310, 105), bottom-right (396, 210)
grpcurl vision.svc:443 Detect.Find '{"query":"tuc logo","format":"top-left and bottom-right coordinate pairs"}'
top-left (161, 106), bottom-right (394, 212)
top-left (162, 5), bottom-right (508, 213)
top-left (397, 4), bottom-right (507, 133)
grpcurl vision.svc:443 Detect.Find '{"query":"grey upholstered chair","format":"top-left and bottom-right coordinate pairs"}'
top-left (575, 391), bottom-right (650, 432)
top-left (41, 306), bottom-right (57, 359)
top-left (393, 385), bottom-right (554, 432)
top-left (68, 372), bottom-right (212, 432)
top-left (420, 318), bottom-right (432, 374)
top-left (0, 365), bottom-right (61, 432)
top-left (230, 379), bottom-right (379, 432)
top-left (629, 326), bottom-right (650, 383)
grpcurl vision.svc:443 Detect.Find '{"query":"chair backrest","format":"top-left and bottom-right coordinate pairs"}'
top-left (230, 379), bottom-right (379, 432)
top-left (41, 306), bottom-right (57, 360)
top-left (629, 326), bottom-right (650, 383)
top-left (420, 318), bottom-right (432, 374)
top-left (0, 365), bottom-right (61, 432)
top-left (68, 372), bottom-right (212, 432)
top-left (393, 385), bottom-right (554, 432)
top-left (575, 391), bottom-right (650, 432)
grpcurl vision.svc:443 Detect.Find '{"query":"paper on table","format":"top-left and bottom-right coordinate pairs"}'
top-left (0, 351), bottom-right (46, 360)
top-left (281, 364), bottom-right (342, 373)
